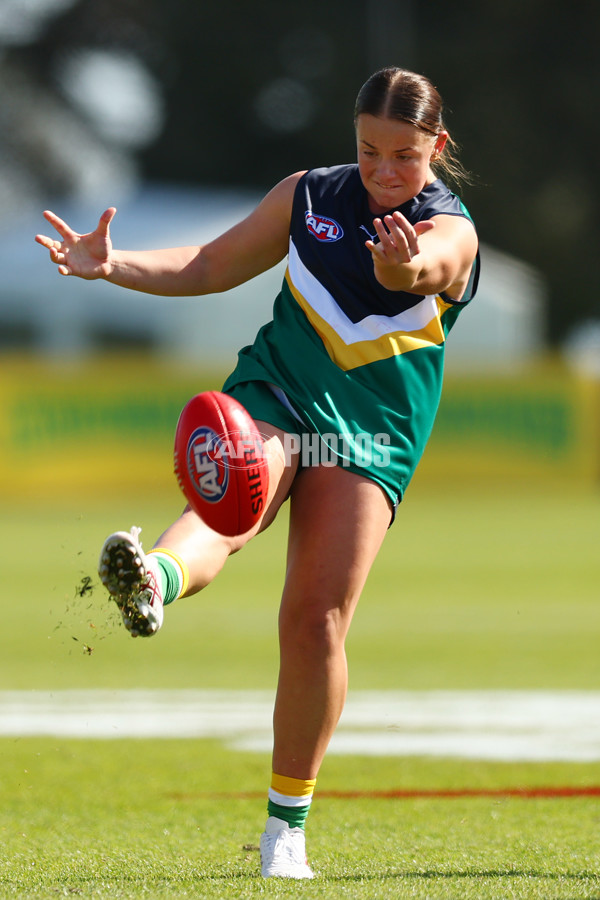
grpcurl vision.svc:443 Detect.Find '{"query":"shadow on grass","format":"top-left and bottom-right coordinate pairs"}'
top-left (328, 868), bottom-right (600, 882)
top-left (184, 864), bottom-right (600, 882)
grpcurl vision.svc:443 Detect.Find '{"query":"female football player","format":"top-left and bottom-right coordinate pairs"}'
top-left (36, 66), bottom-right (479, 878)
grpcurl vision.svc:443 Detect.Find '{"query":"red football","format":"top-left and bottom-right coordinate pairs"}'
top-left (173, 391), bottom-right (269, 536)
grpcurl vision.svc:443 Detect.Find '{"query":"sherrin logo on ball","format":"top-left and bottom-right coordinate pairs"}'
top-left (186, 426), bottom-right (229, 503)
top-left (305, 211), bottom-right (343, 242)
top-left (174, 391), bottom-right (269, 537)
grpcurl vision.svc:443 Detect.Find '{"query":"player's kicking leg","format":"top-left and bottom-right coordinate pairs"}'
top-left (98, 420), bottom-right (299, 638)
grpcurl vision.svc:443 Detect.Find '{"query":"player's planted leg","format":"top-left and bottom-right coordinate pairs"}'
top-left (259, 464), bottom-right (392, 877)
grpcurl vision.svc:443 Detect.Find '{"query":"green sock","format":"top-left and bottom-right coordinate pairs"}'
top-left (148, 550), bottom-right (187, 606)
top-left (267, 774), bottom-right (316, 830)
top-left (267, 799), bottom-right (311, 829)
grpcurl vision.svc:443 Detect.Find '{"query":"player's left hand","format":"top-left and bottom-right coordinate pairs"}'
top-left (364, 211), bottom-right (435, 268)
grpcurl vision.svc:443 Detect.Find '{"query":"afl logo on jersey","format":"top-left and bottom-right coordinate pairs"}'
top-left (305, 211), bottom-right (344, 242)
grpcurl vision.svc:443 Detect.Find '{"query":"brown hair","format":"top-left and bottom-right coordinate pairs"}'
top-left (354, 67), bottom-right (471, 188)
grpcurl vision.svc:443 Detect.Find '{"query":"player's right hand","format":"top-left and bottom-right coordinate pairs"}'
top-left (35, 207), bottom-right (116, 279)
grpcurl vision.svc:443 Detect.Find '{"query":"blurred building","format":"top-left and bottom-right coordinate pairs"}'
top-left (3, 0), bottom-right (589, 366)
top-left (3, 183), bottom-right (546, 370)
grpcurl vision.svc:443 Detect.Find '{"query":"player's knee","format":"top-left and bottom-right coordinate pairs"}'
top-left (279, 594), bottom-right (350, 656)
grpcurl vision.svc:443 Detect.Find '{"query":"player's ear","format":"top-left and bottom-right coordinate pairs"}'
top-left (432, 131), bottom-right (448, 159)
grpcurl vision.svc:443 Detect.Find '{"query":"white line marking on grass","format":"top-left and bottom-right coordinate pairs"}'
top-left (2, 690), bottom-right (600, 761)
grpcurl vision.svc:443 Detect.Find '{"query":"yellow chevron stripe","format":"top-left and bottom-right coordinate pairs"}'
top-left (285, 270), bottom-right (452, 372)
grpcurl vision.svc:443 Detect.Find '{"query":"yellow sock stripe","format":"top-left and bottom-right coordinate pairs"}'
top-left (271, 773), bottom-right (316, 798)
top-left (149, 547), bottom-right (190, 598)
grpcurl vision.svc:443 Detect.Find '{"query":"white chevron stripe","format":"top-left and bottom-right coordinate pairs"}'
top-left (287, 239), bottom-right (440, 345)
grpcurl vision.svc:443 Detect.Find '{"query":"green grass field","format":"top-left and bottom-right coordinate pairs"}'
top-left (2, 480), bottom-right (598, 692)
top-left (2, 479), bottom-right (600, 897)
top-left (3, 738), bottom-right (600, 898)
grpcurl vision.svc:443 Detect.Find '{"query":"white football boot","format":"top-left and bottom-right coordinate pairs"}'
top-left (98, 527), bottom-right (164, 637)
top-left (260, 817), bottom-right (315, 879)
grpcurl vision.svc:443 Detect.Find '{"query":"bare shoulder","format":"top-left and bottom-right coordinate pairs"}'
top-left (427, 213), bottom-right (478, 299)
top-left (255, 171), bottom-right (307, 219)
top-left (231, 169), bottom-right (308, 250)
top-left (427, 213), bottom-right (478, 269)
top-left (200, 171), bottom-right (308, 292)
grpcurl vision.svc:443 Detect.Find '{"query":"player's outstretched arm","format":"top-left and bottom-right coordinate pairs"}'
top-left (35, 172), bottom-right (303, 297)
top-left (35, 206), bottom-right (225, 294)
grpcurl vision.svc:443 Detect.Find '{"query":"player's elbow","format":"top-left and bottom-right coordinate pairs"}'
top-left (409, 260), bottom-right (458, 297)
top-left (179, 244), bottom-right (234, 296)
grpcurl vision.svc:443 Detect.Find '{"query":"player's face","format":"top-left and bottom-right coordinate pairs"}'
top-left (356, 114), bottom-right (446, 216)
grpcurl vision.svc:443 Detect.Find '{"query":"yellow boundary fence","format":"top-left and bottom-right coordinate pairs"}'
top-left (1, 355), bottom-right (598, 500)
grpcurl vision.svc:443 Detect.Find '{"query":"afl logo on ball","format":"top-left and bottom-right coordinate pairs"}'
top-left (305, 212), bottom-right (344, 242)
top-left (187, 426), bottom-right (229, 503)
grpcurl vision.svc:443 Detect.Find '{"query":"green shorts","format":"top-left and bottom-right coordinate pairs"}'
top-left (223, 378), bottom-right (399, 521)
top-left (224, 378), bottom-right (308, 439)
